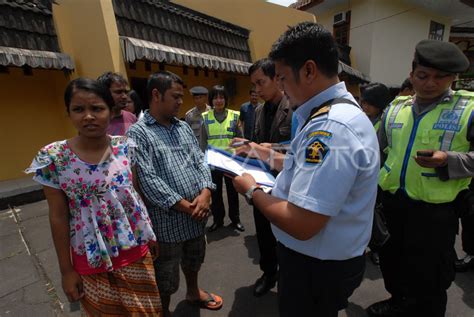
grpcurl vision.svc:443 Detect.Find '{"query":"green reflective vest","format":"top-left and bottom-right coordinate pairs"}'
top-left (379, 91), bottom-right (474, 203)
top-left (202, 109), bottom-right (239, 149)
top-left (374, 118), bottom-right (381, 132)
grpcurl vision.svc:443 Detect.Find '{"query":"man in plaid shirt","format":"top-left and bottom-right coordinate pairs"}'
top-left (127, 71), bottom-right (222, 316)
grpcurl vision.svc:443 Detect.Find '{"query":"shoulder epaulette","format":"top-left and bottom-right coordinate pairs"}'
top-left (391, 95), bottom-right (412, 103)
top-left (390, 96), bottom-right (412, 108)
top-left (310, 105), bottom-right (331, 120)
top-left (453, 90), bottom-right (474, 98)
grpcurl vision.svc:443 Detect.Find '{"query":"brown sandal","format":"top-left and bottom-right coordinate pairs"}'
top-left (188, 291), bottom-right (223, 310)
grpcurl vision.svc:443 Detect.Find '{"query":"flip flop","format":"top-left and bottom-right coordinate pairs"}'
top-left (188, 291), bottom-right (223, 310)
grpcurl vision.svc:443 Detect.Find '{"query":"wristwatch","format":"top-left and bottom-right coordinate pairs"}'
top-left (244, 185), bottom-right (263, 205)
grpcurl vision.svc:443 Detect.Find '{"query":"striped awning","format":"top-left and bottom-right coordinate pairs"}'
top-left (0, 46), bottom-right (75, 70)
top-left (120, 36), bottom-right (252, 74)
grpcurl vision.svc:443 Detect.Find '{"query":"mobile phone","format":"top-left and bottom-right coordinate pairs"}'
top-left (416, 150), bottom-right (434, 157)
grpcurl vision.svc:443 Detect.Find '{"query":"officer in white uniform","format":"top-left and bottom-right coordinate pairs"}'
top-left (232, 22), bottom-right (379, 317)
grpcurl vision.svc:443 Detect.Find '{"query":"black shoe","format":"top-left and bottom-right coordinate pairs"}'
top-left (208, 222), bottom-right (223, 232)
top-left (370, 251), bottom-right (380, 266)
top-left (232, 222), bottom-right (245, 232)
top-left (455, 255), bottom-right (474, 272)
top-left (253, 273), bottom-right (277, 297)
top-left (366, 298), bottom-right (405, 317)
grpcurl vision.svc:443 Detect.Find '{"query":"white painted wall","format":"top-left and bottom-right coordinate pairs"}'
top-left (306, 0), bottom-right (452, 86)
top-left (369, 1), bottom-right (451, 85)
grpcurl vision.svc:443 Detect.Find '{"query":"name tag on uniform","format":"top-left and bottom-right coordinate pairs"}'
top-left (389, 123), bottom-right (403, 129)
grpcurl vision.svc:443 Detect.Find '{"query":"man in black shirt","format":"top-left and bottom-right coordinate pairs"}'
top-left (248, 58), bottom-right (292, 297)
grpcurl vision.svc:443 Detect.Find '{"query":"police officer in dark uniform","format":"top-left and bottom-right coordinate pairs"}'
top-left (185, 86), bottom-right (210, 141)
top-left (456, 211), bottom-right (474, 271)
top-left (367, 40), bottom-right (472, 316)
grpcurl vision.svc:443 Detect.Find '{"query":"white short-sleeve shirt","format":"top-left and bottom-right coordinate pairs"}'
top-left (271, 82), bottom-right (380, 260)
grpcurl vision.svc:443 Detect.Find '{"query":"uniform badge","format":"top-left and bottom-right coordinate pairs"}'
top-left (305, 139), bottom-right (329, 164)
top-left (433, 110), bottom-right (462, 132)
top-left (307, 130), bottom-right (332, 139)
top-left (389, 123), bottom-right (403, 129)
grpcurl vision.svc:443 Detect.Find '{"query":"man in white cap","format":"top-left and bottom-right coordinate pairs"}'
top-left (185, 86), bottom-right (210, 142)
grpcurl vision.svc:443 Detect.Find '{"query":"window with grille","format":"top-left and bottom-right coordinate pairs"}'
top-left (333, 11), bottom-right (351, 46)
top-left (429, 21), bottom-right (445, 41)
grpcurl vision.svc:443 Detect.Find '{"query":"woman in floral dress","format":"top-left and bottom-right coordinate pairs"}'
top-left (26, 78), bottom-right (161, 316)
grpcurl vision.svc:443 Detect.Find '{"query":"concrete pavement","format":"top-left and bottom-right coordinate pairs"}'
top-left (1, 197), bottom-right (474, 317)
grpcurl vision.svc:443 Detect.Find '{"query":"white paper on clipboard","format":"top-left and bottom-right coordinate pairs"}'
top-left (205, 148), bottom-right (275, 187)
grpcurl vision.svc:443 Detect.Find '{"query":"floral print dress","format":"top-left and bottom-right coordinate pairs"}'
top-left (26, 136), bottom-right (156, 271)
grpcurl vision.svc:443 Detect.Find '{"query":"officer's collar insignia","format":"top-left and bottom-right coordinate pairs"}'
top-left (307, 130), bottom-right (332, 139)
top-left (442, 95), bottom-right (453, 103)
top-left (305, 139), bottom-right (329, 164)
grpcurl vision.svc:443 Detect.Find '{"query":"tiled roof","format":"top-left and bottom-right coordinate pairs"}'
top-left (0, 0), bottom-right (60, 52)
top-left (0, 0), bottom-right (74, 70)
top-left (113, 0), bottom-right (252, 63)
top-left (339, 61), bottom-right (370, 83)
top-left (289, 0), bottom-right (315, 10)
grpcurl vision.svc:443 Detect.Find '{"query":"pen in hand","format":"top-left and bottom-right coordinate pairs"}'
top-left (230, 140), bottom-right (251, 148)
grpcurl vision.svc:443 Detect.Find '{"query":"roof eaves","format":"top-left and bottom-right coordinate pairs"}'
top-left (0, 45), bottom-right (75, 70)
top-left (156, 1), bottom-right (249, 38)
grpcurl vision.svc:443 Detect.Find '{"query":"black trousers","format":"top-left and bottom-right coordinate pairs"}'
top-left (461, 212), bottom-right (474, 255)
top-left (379, 191), bottom-right (458, 317)
top-left (277, 243), bottom-right (365, 317)
top-left (253, 207), bottom-right (278, 276)
top-left (210, 170), bottom-right (239, 224)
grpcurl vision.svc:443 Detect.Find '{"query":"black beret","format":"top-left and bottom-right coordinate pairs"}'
top-left (414, 39), bottom-right (469, 73)
top-left (189, 86), bottom-right (208, 95)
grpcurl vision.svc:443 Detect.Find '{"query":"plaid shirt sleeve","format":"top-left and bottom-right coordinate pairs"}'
top-left (127, 126), bottom-right (184, 209)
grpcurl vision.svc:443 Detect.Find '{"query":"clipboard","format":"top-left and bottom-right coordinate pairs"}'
top-left (205, 146), bottom-right (275, 187)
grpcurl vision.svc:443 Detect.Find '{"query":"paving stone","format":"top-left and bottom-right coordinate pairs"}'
top-left (0, 232), bottom-right (25, 260)
top-left (22, 216), bottom-right (52, 254)
top-left (36, 248), bottom-right (65, 306)
top-left (2, 196), bottom-right (474, 317)
top-left (0, 253), bottom-right (39, 298)
top-left (0, 211), bottom-right (17, 238)
top-left (15, 201), bottom-right (49, 222)
top-left (0, 281), bottom-right (54, 317)
top-left (36, 249), bottom-right (81, 317)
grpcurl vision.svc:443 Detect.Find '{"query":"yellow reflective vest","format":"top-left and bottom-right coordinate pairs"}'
top-left (202, 109), bottom-right (239, 149)
top-left (374, 118), bottom-right (381, 132)
top-left (379, 91), bottom-right (474, 203)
